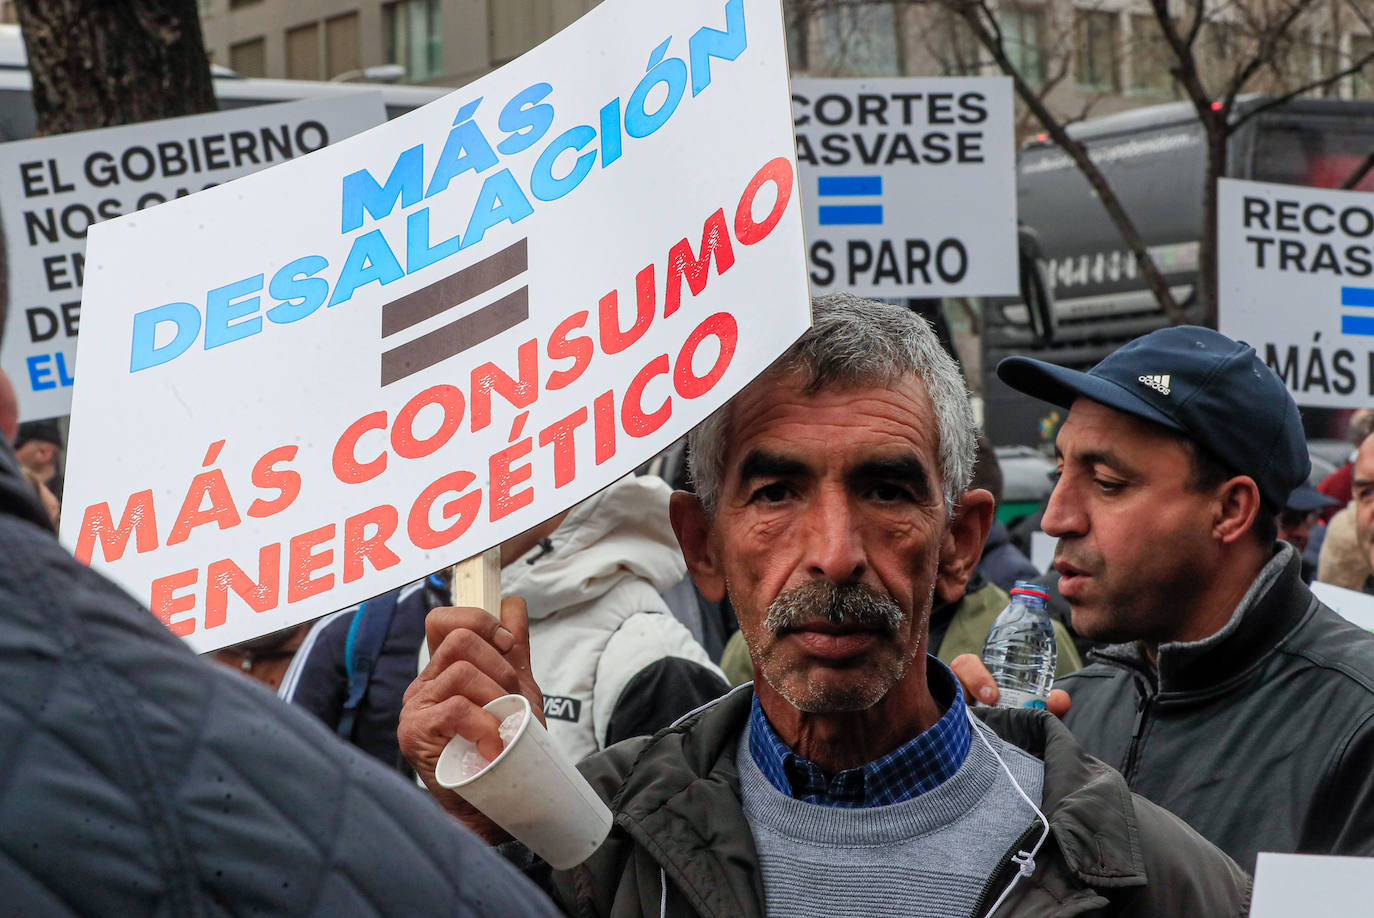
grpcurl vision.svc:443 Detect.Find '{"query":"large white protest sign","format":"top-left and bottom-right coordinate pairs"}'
top-left (0, 94), bottom-right (387, 422)
top-left (1219, 177), bottom-right (1374, 408)
top-left (1250, 852), bottom-right (1374, 916)
top-left (792, 77), bottom-right (1017, 298)
top-left (61, 0), bottom-right (808, 653)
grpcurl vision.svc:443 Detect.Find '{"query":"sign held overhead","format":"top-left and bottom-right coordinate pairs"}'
top-left (792, 77), bottom-right (1018, 298)
top-left (60, 0), bottom-right (809, 654)
top-left (1219, 177), bottom-right (1374, 408)
top-left (0, 93), bottom-right (387, 422)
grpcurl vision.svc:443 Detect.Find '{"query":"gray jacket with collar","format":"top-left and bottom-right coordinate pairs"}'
top-left (509, 685), bottom-right (1250, 918)
top-left (1060, 544), bottom-right (1374, 873)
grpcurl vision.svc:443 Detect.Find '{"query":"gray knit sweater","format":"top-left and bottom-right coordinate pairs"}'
top-left (738, 717), bottom-right (1045, 918)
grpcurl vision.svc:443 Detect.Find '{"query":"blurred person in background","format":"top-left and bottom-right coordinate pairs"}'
top-left (970, 435), bottom-right (1040, 591)
top-left (13, 418), bottom-right (63, 499)
top-left (1277, 484), bottom-right (1337, 583)
top-left (1316, 408), bottom-right (1374, 521)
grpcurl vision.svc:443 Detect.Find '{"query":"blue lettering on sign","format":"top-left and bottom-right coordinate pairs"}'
top-left (26, 352), bottom-right (75, 391)
top-left (128, 0), bottom-right (754, 374)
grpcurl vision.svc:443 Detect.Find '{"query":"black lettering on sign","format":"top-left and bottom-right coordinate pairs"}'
top-left (543, 695), bottom-right (582, 723)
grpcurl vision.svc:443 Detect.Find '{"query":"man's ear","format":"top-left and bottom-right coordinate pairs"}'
top-left (935, 488), bottom-right (995, 604)
top-left (669, 490), bottom-right (727, 602)
top-left (1214, 476), bottom-right (1262, 545)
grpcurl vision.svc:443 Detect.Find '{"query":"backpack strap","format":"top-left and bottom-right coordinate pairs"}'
top-left (337, 590), bottom-right (400, 741)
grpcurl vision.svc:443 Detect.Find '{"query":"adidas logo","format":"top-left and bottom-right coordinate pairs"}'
top-left (1138, 374), bottom-right (1171, 395)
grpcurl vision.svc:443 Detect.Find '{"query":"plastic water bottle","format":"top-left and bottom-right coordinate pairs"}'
top-left (981, 581), bottom-right (1057, 710)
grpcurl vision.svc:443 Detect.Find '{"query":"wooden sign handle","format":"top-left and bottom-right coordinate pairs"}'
top-left (451, 546), bottom-right (502, 616)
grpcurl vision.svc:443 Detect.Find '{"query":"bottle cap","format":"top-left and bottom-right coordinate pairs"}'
top-left (1010, 581), bottom-right (1050, 601)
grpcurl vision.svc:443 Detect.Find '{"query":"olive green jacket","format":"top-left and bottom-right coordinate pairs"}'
top-left (509, 687), bottom-right (1250, 918)
top-left (934, 582), bottom-right (1083, 678)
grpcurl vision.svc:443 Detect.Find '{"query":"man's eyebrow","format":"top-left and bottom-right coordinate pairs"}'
top-left (738, 449), bottom-right (809, 482)
top-left (1354, 477), bottom-right (1374, 491)
top-left (852, 455), bottom-right (933, 500)
top-left (1076, 449), bottom-right (1134, 474)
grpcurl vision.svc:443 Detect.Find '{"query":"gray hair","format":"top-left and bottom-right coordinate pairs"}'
top-left (687, 293), bottom-right (976, 516)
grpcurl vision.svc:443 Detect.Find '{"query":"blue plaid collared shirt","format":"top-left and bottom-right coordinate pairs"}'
top-left (747, 656), bottom-right (971, 808)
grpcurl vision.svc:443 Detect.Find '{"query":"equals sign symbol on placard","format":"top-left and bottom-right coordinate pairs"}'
top-left (1340, 285), bottom-right (1374, 336)
top-left (379, 238), bottom-right (529, 387)
top-left (817, 175), bottom-right (883, 226)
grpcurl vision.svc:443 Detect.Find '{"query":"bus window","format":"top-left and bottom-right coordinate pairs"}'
top-left (1252, 122), bottom-right (1374, 191)
top-left (0, 88), bottom-right (36, 142)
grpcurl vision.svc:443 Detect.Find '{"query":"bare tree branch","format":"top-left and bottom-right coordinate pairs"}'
top-left (1220, 0), bottom-right (1321, 117)
top-left (948, 0), bottom-right (1190, 326)
top-left (1231, 46), bottom-right (1374, 130)
top-left (1342, 149), bottom-right (1374, 191)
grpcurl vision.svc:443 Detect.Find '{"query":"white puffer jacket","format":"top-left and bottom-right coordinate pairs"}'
top-left (503, 475), bottom-right (726, 762)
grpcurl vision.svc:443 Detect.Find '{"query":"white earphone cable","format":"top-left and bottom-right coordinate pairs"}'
top-left (965, 707), bottom-right (1052, 918)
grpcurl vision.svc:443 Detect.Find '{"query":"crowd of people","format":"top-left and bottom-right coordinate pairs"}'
top-left (5, 291), bottom-right (1374, 914)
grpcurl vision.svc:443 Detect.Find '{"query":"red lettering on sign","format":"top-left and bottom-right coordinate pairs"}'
top-left (75, 489), bottom-right (159, 564)
top-left (735, 156), bottom-right (793, 246)
top-left (288, 524), bottom-right (335, 603)
top-left (151, 568), bottom-right (198, 636)
top-left (333, 410), bottom-right (388, 484)
top-left (205, 545), bottom-right (282, 628)
top-left (675, 312), bottom-right (738, 398)
top-left (392, 384), bottom-right (464, 460)
top-left (344, 504), bottom-right (401, 583)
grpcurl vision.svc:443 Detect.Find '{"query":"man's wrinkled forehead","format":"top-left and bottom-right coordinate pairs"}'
top-left (719, 370), bottom-right (940, 479)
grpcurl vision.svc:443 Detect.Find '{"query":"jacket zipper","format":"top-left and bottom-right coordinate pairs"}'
top-left (967, 822), bottom-right (1043, 918)
top-left (1120, 687), bottom-right (1152, 783)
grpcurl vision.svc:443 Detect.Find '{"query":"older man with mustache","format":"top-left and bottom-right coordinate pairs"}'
top-left (957, 325), bottom-right (1374, 874)
top-left (400, 296), bottom-right (1248, 918)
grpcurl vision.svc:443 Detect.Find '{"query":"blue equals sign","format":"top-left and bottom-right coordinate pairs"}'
top-left (1341, 286), bottom-right (1374, 336)
top-left (817, 176), bottom-right (883, 226)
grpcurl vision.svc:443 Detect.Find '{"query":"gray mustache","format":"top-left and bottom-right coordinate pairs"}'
top-left (765, 581), bottom-right (905, 634)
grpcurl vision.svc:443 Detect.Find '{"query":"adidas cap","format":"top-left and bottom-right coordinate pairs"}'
top-left (997, 325), bottom-right (1309, 513)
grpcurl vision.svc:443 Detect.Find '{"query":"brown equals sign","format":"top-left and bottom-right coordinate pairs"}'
top-left (379, 237), bottom-right (529, 387)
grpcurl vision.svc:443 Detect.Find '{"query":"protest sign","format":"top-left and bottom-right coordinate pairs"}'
top-left (1219, 177), bottom-right (1374, 408)
top-left (1250, 852), bottom-right (1374, 916)
top-left (0, 94), bottom-right (387, 422)
top-left (60, 0), bottom-right (808, 654)
top-left (792, 77), bottom-right (1017, 298)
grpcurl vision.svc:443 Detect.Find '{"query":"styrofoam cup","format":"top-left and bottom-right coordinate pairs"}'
top-left (434, 694), bottom-right (612, 869)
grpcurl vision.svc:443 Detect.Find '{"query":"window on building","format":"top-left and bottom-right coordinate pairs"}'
top-left (997, 6), bottom-right (1045, 85)
top-left (819, 1), bottom-right (902, 75)
top-left (229, 37), bottom-right (266, 77)
top-left (1129, 14), bottom-right (1176, 96)
top-left (1198, 22), bottom-right (1235, 96)
top-left (229, 0), bottom-right (261, 9)
top-left (1354, 35), bottom-right (1374, 98)
top-left (286, 22), bottom-right (321, 81)
top-left (939, 14), bottom-right (983, 76)
top-left (384, 0), bottom-right (441, 81)
top-left (326, 12), bottom-right (362, 79)
top-left (1075, 9), bottom-right (1118, 91)
top-left (1277, 31), bottom-right (1314, 90)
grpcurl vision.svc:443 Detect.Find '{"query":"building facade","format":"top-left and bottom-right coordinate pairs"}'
top-left (196, 0), bottom-right (603, 87)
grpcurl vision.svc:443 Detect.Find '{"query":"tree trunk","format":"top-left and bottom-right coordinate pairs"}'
top-left (1198, 126), bottom-right (1228, 329)
top-left (14, 0), bottom-right (216, 137)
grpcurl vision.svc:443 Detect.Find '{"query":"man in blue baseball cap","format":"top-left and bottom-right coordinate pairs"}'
top-left (954, 325), bottom-right (1374, 872)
